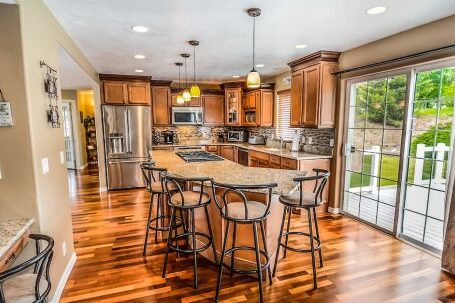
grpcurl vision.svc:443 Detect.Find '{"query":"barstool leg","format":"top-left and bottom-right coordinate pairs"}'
top-left (230, 222), bottom-right (237, 275)
top-left (191, 209), bottom-right (198, 289)
top-left (214, 221), bottom-right (230, 302)
top-left (307, 208), bottom-right (317, 289)
top-left (143, 192), bottom-right (154, 256)
top-left (313, 208), bottom-right (323, 268)
top-left (252, 222), bottom-right (264, 303)
top-left (283, 206), bottom-right (292, 259)
top-left (162, 207), bottom-right (175, 278)
top-left (273, 206), bottom-right (287, 277)
top-left (155, 193), bottom-right (161, 243)
top-left (259, 221), bottom-right (272, 284)
top-left (204, 206), bottom-right (218, 264)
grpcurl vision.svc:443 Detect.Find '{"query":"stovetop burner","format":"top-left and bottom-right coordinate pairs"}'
top-left (176, 151), bottom-right (224, 162)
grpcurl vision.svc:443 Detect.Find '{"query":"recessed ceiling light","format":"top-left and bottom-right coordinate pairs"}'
top-left (255, 64), bottom-right (264, 68)
top-left (131, 25), bottom-right (148, 33)
top-left (134, 54), bottom-right (146, 59)
top-left (134, 69), bottom-right (144, 73)
top-left (295, 44), bottom-right (308, 49)
top-left (366, 6), bottom-right (387, 15)
top-left (232, 75), bottom-right (240, 78)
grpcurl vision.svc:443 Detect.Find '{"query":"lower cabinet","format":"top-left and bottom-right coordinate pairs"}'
top-left (220, 146), bottom-right (235, 161)
top-left (206, 145), bottom-right (220, 155)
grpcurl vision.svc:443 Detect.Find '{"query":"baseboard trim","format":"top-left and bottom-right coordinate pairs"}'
top-left (328, 207), bottom-right (340, 214)
top-left (50, 252), bottom-right (76, 303)
top-left (77, 163), bottom-right (88, 170)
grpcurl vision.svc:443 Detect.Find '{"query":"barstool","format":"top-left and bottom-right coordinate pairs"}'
top-left (211, 181), bottom-right (278, 303)
top-left (161, 174), bottom-right (218, 289)
top-left (140, 162), bottom-right (181, 256)
top-left (272, 169), bottom-right (330, 289)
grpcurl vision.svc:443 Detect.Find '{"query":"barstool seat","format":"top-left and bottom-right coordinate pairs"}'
top-left (279, 192), bottom-right (316, 206)
top-left (222, 201), bottom-right (267, 220)
top-left (3, 273), bottom-right (49, 303)
top-left (170, 191), bottom-right (210, 206)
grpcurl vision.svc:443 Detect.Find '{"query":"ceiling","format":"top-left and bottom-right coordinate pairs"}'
top-left (59, 48), bottom-right (94, 90)
top-left (44, 0), bottom-right (455, 82)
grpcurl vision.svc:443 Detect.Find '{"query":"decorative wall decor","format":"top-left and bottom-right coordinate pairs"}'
top-left (0, 89), bottom-right (13, 127)
top-left (40, 60), bottom-right (60, 128)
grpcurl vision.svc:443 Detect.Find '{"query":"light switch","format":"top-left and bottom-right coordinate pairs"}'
top-left (329, 139), bottom-right (334, 147)
top-left (308, 137), bottom-right (313, 145)
top-left (0, 162), bottom-right (3, 180)
top-left (60, 151), bottom-right (65, 164)
top-left (41, 157), bottom-right (49, 174)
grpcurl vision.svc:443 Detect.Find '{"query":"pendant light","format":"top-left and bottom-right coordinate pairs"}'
top-left (189, 40), bottom-right (201, 98)
top-left (246, 8), bottom-right (261, 88)
top-left (174, 62), bottom-right (184, 104)
top-left (181, 53), bottom-right (191, 102)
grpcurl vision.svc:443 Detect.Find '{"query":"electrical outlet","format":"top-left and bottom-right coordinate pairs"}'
top-left (329, 139), bottom-right (334, 147)
top-left (60, 151), bottom-right (65, 164)
top-left (308, 137), bottom-right (313, 145)
top-left (62, 241), bottom-right (67, 256)
top-left (41, 157), bottom-right (49, 174)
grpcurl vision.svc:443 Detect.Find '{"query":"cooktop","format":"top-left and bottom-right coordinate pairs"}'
top-left (176, 151), bottom-right (224, 162)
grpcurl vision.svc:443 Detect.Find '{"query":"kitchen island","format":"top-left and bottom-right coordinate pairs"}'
top-left (150, 149), bottom-right (307, 271)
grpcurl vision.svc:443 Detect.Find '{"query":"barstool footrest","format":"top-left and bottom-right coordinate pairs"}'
top-left (223, 246), bottom-right (270, 274)
top-left (279, 231), bottom-right (321, 253)
top-left (168, 231), bottom-right (213, 254)
top-left (147, 215), bottom-right (183, 232)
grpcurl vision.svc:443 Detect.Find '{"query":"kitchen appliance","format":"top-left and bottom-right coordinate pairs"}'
top-left (176, 151), bottom-right (224, 162)
top-left (172, 107), bottom-right (203, 125)
top-left (163, 131), bottom-right (174, 144)
top-left (227, 131), bottom-right (244, 142)
top-left (248, 135), bottom-right (265, 145)
top-left (237, 148), bottom-right (249, 166)
top-left (102, 105), bottom-right (151, 190)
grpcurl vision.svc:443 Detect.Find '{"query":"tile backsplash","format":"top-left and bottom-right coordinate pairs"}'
top-left (152, 125), bottom-right (334, 156)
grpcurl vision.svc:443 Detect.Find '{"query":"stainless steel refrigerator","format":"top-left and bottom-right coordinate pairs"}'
top-left (102, 105), bottom-right (151, 190)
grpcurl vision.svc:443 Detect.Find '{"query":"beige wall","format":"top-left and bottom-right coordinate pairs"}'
top-left (0, 0), bottom-right (99, 299)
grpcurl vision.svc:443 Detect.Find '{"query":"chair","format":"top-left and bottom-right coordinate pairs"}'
top-left (0, 234), bottom-right (54, 303)
top-left (140, 162), bottom-right (181, 256)
top-left (272, 169), bottom-right (330, 289)
top-left (161, 174), bottom-right (218, 289)
top-left (211, 181), bottom-right (278, 303)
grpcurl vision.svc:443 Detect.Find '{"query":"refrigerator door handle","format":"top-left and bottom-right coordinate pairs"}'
top-left (127, 108), bottom-right (133, 153)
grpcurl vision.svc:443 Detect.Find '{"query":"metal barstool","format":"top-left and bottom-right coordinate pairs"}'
top-left (211, 181), bottom-right (278, 303)
top-left (161, 174), bottom-right (218, 289)
top-left (140, 162), bottom-right (181, 256)
top-left (272, 169), bottom-right (330, 289)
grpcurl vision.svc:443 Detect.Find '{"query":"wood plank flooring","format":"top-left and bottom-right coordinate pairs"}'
top-left (61, 168), bottom-right (455, 302)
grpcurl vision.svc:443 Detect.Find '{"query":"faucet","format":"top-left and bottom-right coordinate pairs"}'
top-left (280, 138), bottom-right (284, 149)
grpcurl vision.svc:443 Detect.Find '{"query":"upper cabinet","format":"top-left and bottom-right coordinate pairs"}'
top-left (242, 88), bottom-right (274, 127)
top-left (288, 51), bottom-right (340, 128)
top-left (100, 74), bottom-right (152, 105)
top-left (224, 87), bottom-right (242, 126)
top-left (203, 94), bottom-right (224, 125)
top-left (151, 85), bottom-right (171, 126)
top-left (171, 93), bottom-right (202, 107)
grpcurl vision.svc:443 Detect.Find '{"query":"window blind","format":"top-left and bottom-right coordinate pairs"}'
top-left (276, 90), bottom-right (295, 140)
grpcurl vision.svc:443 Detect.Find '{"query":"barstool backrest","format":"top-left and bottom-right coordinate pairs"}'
top-left (0, 234), bottom-right (54, 302)
top-left (140, 162), bottom-right (167, 192)
top-left (294, 169), bottom-right (330, 207)
top-left (162, 174), bottom-right (212, 207)
top-left (211, 181), bottom-right (278, 221)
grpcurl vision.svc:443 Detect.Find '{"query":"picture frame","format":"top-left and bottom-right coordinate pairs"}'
top-left (0, 102), bottom-right (13, 127)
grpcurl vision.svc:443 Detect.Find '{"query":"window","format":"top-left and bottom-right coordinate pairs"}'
top-left (276, 90), bottom-right (295, 140)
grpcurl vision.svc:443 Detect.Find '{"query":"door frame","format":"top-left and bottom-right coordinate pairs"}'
top-left (62, 99), bottom-right (85, 169)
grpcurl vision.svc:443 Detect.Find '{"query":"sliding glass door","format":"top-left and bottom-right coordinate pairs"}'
top-left (342, 61), bottom-right (455, 253)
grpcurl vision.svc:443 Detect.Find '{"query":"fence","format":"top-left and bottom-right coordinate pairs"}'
top-left (414, 143), bottom-right (449, 185)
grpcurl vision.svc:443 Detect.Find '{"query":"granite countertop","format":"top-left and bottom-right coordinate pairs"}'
top-left (152, 140), bottom-right (332, 160)
top-left (0, 218), bottom-right (34, 260)
top-left (150, 150), bottom-right (306, 195)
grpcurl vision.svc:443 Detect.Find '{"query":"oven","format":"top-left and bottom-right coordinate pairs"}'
top-left (172, 107), bottom-right (203, 125)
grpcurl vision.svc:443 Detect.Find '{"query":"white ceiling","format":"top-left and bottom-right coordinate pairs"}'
top-left (44, 0), bottom-right (455, 82)
top-left (59, 48), bottom-right (94, 90)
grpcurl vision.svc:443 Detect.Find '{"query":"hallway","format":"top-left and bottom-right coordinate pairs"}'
top-left (61, 169), bottom-right (455, 302)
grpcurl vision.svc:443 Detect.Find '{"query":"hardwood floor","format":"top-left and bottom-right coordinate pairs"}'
top-left (61, 168), bottom-right (455, 303)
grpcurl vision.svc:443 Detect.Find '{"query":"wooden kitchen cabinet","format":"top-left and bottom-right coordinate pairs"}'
top-left (220, 145), bottom-right (235, 161)
top-left (224, 87), bottom-right (242, 126)
top-left (242, 88), bottom-right (274, 127)
top-left (203, 95), bottom-right (224, 125)
top-left (152, 86), bottom-right (171, 126)
top-left (128, 82), bottom-right (151, 104)
top-left (206, 145), bottom-right (220, 155)
top-left (259, 90), bottom-right (274, 127)
top-left (288, 51), bottom-right (340, 128)
top-left (249, 150), bottom-right (270, 167)
top-left (100, 75), bottom-right (152, 105)
top-left (171, 93), bottom-right (201, 107)
top-left (103, 81), bottom-right (128, 104)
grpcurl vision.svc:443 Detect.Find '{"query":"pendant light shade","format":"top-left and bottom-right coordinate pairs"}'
top-left (181, 53), bottom-right (191, 102)
top-left (246, 8), bottom-right (261, 88)
top-left (182, 89), bottom-right (191, 101)
top-left (175, 62), bottom-right (185, 104)
top-left (189, 40), bottom-right (201, 98)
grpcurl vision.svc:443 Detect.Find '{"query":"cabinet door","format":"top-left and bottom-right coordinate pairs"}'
top-left (302, 65), bottom-right (320, 127)
top-left (260, 90), bottom-right (273, 127)
top-left (225, 88), bottom-right (242, 126)
top-left (152, 86), bottom-right (171, 126)
top-left (290, 71), bottom-right (303, 126)
top-left (128, 82), bottom-right (151, 104)
top-left (171, 93), bottom-right (185, 107)
top-left (319, 63), bottom-right (337, 128)
top-left (188, 97), bottom-right (202, 107)
top-left (203, 95), bottom-right (224, 125)
top-left (220, 146), bottom-right (235, 161)
top-left (103, 81), bottom-right (127, 104)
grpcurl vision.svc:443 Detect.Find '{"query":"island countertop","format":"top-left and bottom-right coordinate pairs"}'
top-left (150, 149), bottom-right (306, 195)
top-left (0, 218), bottom-right (34, 262)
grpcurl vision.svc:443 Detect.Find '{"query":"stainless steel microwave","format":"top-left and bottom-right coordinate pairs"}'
top-left (227, 130), bottom-right (244, 142)
top-left (171, 107), bottom-right (203, 125)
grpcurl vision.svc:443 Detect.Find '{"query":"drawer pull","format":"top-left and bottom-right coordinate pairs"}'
top-left (5, 252), bottom-right (16, 265)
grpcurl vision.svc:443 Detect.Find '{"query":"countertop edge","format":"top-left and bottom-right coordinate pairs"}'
top-left (0, 218), bottom-right (35, 260)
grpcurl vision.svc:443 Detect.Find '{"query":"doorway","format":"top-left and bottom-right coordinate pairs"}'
top-left (342, 61), bottom-right (455, 253)
top-left (62, 101), bottom-right (76, 169)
